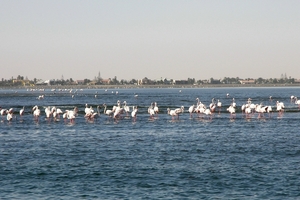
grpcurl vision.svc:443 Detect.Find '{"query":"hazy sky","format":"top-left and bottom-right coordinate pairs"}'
top-left (1, 0), bottom-right (300, 81)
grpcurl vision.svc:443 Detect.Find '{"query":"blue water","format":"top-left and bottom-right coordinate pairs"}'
top-left (1, 87), bottom-right (300, 199)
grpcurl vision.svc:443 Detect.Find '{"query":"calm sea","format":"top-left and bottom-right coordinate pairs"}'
top-left (1, 87), bottom-right (300, 199)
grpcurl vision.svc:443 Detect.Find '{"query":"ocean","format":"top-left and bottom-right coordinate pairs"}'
top-left (1, 87), bottom-right (300, 199)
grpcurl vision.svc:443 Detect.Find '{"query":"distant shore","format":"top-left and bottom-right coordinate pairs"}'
top-left (1, 83), bottom-right (300, 90)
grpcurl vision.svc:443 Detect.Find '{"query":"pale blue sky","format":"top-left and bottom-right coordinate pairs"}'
top-left (1, 0), bottom-right (299, 81)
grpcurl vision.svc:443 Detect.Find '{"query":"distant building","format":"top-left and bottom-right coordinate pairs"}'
top-left (88, 81), bottom-right (97, 85)
top-left (76, 80), bottom-right (84, 85)
top-left (239, 79), bottom-right (255, 84)
top-left (35, 80), bottom-right (48, 85)
top-left (12, 79), bottom-right (32, 86)
top-left (173, 80), bottom-right (188, 84)
top-left (101, 78), bottom-right (111, 85)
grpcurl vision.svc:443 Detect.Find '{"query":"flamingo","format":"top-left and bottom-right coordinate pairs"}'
top-left (204, 108), bottom-right (213, 119)
top-left (188, 105), bottom-right (195, 118)
top-left (227, 104), bottom-right (236, 119)
top-left (195, 101), bottom-right (206, 118)
top-left (276, 101), bottom-right (285, 114)
top-left (167, 108), bottom-right (177, 120)
top-left (167, 106), bottom-right (184, 120)
top-left (32, 105), bottom-right (41, 121)
top-left (19, 106), bottom-right (25, 121)
top-left (19, 106), bottom-right (25, 117)
top-left (62, 111), bottom-right (68, 122)
top-left (244, 105), bottom-right (252, 118)
top-left (131, 106), bottom-right (138, 121)
top-left (87, 106), bottom-right (101, 121)
top-left (66, 107), bottom-right (78, 123)
top-left (7, 109), bottom-right (13, 122)
top-left (153, 102), bottom-right (159, 116)
top-left (209, 98), bottom-right (216, 112)
top-left (294, 97), bottom-right (300, 109)
top-left (123, 101), bottom-right (130, 116)
top-left (84, 106), bottom-right (94, 119)
top-left (197, 106), bottom-right (206, 118)
top-left (45, 106), bottom-right (53, 120)
top-left (232, 98), bottom-right (236, 108)
top-left (113, 106), bottom-right (124, 119)
top-left (148, 103), bottom-right (155, 119)
top-left (53, 108), bottom-right (63, 121)
top-left (217, 99), bottom-right (222, 114)
top-left (0, 107), bottom-right (8, 120)
top-left (291, 95), bottom-right (295, 102)
top-left (84, 104), bottom-right (91, 115)
top-left (241, 104), bottom-right (246, 114)
top-left (255, 104), bottom-right (272, 118)
top-left (37, 95), bottom-right (44, 100)
top-left (103, 103), bottom-right (114, 117)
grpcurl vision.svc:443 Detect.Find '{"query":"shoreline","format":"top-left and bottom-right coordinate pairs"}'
top-left (1, 83), bottom-right (300, 90)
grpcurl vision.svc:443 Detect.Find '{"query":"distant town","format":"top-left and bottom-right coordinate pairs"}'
top-left (1, 73), bottom-right (300, 87)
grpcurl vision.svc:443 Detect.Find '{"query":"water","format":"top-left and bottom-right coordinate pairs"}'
top-left (1, 87), bottom-right (300, 199)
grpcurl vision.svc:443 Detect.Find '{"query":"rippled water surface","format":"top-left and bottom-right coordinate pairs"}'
top-left (1, 87), bottom-right (300, 199)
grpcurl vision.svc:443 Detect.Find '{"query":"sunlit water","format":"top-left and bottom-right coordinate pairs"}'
top-left (1, 87), bottom-right (300, 199)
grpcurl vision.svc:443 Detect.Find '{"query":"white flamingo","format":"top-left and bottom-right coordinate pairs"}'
top-left (291, 95), bottom-right (295, 102)
top-left (32, 105), bottom-right (41, 121)
top-left (0, 107), bottom-right (8, 120)
top-left (84, 106), bottom-right (94, 119)
top-left (188, 105), bottom-right (195, 118)
top-left (66, 107), bottom-right (78, 123)
top-left (294, 97), bottom-right (300, 108)
top-left (276, 101), bottom-right (285, 114)
top-left (167, 106), bottom-right (184, 120)
top-left (103, 103), bottom-right (114, 117)
top-left (45, 106), bottom-right (53, 120)
top-left (195, 101), bottom-right (206, 118)
top-left (244, 105), bottom-right (252, 118)
top-left (123, 101), bottom-right (130, 116)
top-left (217, 99), bottom-right (222, 114)
top-left (84, 104), bottom-right (89, 113)
top-left (232, 98), bottom-right (236, 108)
top-left (113, 106), bottom-right (124, 119)
top-left (209, 98), bottom-right (216, 112)
top-left (37, 95), bottom-right (44, 100)
top-left (131, 106), bottom-right (138, 121)
top-left (7, 109), bottom-right (13, 122)
top-left (255, 104), bottom-right (272, 118)
top-left (153, 102), bottom-right (159, 116)
top-left (227, 104), bottom-right (236, 119)
top-left (19, 106), bottom-right (25, 117)
top-left (148, 103), bottom-right (155, 119)
top-left (53, 108), bottom-right (63, 121)
top-left (87, 106), bottom-right (101, 121)
top-left (204, 108), bottom-right (213, 119)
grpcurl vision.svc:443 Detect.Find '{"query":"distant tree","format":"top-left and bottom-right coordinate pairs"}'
top-left (84, 79), bottom-right (91, 85)
top-left (129, 79), bottom-right (137, 84)
top-left (256, 77), bottom-right (264, 84)
top-left (187, 78), bottom-right (195, 84)
top-left (110, 76), bottom-right (119, 85)
top-left (197, 80), bottom-right (203, 84)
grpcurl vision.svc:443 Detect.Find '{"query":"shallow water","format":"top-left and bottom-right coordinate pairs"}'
top-left (1, 87), bottom-right (300, 199)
